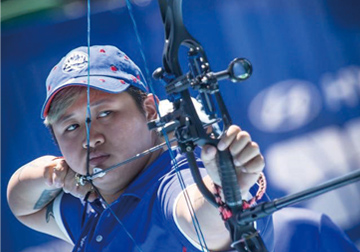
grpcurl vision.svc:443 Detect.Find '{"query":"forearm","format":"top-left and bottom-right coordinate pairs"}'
top-left (176, 175), bottom-right (232, 250)
top-left (7, 155), bottom-right (62, 217)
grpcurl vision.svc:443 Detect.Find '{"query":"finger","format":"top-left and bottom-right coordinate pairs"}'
top-left (73, 183), bottom-right (95, 199)
top-left (62, 169), bottom-right (76, 194)
top-left (236, 172), bottom-right (261, 194)
top-left (201, 145), bottom-right (217, 164)
top-left (43, 165), bottom-right (54, 187)
top-left (87, 190), bottom-right (98, 202)
top-left (217, 126), bottom-right (241, 151)
top-left (242, 155), bottom-right (265, 174)
top-left (228, 131), bottom-right (251, 156)
top-left (201, 145), bottom-right (221, 185)
top-left (63, 171), bottom-right (95, 199)
top-left (233, 142), bottom-right (260, 167)
top-left (52, 160), bottom-right (68, 188)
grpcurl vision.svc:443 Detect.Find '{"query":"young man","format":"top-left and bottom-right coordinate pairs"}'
top-left (7, 45), bottom-right (273, 251)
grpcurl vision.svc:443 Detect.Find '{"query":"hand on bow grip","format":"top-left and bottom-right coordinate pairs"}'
top-left (201, 125), bottom-right (265, 197)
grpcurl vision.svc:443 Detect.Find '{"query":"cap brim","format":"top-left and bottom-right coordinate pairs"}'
top-left (41, 76), bottom-right (131, 119)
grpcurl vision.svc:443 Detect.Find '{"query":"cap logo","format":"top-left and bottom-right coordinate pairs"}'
top-left (62, 51), bottom-right (88, 73)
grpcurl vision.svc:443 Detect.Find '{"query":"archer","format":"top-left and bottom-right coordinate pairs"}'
top-left (7, 45), bottom-right (270, 252)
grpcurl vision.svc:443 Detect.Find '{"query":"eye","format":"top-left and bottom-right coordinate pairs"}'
top-left (98, 111), bottom-right (112, 118)
top-left (65, 124), bottom-right (79, 132)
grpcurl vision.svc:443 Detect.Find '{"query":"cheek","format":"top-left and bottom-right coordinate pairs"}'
top-left (55, 134), bottom-right (84, 170)
top-left (58, 140), bottom-right (76, 156)
top-left (107, 116), bottom-right (152, 148)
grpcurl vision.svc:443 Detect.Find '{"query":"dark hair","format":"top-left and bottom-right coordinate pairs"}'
top-left (125, 86), bottom-right (148, 116)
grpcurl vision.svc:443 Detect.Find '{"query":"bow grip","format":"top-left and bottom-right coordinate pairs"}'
top-left (216, 148), bottom-right (243, 212)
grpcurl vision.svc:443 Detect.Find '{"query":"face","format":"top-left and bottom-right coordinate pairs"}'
top-left (52, 88), bottom-right (158, 195)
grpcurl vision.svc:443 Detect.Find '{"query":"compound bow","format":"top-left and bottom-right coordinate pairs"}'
top-left (128, 1), bottom-right (360, 251)
top-left (80, 1), bottom-right (360, 252)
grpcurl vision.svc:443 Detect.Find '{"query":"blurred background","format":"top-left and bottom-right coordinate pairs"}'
top-left (2, 0), bottom-right (360, 251)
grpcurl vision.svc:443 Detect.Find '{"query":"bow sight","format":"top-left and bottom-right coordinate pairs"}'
top-left (150, 57), bottom-right (252, 135)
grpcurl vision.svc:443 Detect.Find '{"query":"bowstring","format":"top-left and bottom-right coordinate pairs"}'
top-left (85, 1), bottom-right (143, 251)
top-left (85, 0), bottom-right (210, 250)
top-left (85, 0), bottom-right (91, 179)
top-left (125, 0), bottom-right (209, 251)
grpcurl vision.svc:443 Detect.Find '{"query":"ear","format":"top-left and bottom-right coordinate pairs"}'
top-left (143, 94), bottom-right (159, 121)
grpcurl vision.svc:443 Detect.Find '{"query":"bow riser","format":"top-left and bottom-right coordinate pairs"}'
top-left (152, 1), bottom-right (268, 251)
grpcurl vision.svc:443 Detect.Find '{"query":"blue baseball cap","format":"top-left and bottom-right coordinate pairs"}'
top-left (41, 45), bottom-right (148, 119)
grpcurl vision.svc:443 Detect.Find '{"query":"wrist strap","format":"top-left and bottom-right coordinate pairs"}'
top-left (213, 172), bottom-right (267, 220)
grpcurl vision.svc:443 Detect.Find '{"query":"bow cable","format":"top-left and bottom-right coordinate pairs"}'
top-left (125, 0), bottom-right (209, 250)
top-left (84, 1), bottom-right (143, 251)
top-left (85, 0), bottom-right (91, 180)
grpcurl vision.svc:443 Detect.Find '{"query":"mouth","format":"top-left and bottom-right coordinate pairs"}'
top-left (89, 153), bottom-right (110, 167)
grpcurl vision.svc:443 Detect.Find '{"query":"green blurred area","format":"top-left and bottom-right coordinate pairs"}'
top-left (1, 0), bottom-right (128, 33)
top-left (1, 0), bottom-right (63, 22)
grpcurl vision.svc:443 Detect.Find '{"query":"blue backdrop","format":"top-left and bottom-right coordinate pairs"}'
top-left (2, 0), bottom-right (360, 251)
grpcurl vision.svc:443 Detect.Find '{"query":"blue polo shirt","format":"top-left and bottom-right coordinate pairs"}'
top-left (53, 148), bottom-right (274, 252)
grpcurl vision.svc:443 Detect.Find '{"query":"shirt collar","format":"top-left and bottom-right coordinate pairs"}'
top-left (89, 149), bottom-right (175, 214)
top-left (120, 148), bottom-right (174, 199)
top-left (89, 147), bottom-right (201, 213)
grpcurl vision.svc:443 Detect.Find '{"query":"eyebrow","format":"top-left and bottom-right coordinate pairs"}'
top-left (57, 98), bottom-right (115, 124)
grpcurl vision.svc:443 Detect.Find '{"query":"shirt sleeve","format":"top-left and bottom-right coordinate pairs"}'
top-left (53, 191), bottom-right (86, 244)
top-left (319, 213), bottom-right (359, 252)
top-left (273, 207), bottom-right (359, 252)
top-left (157, 162), bottom-right (205, 251)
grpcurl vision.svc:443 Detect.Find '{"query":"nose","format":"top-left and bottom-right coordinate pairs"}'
top-left (82, 128), bottom-right (105, 149)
